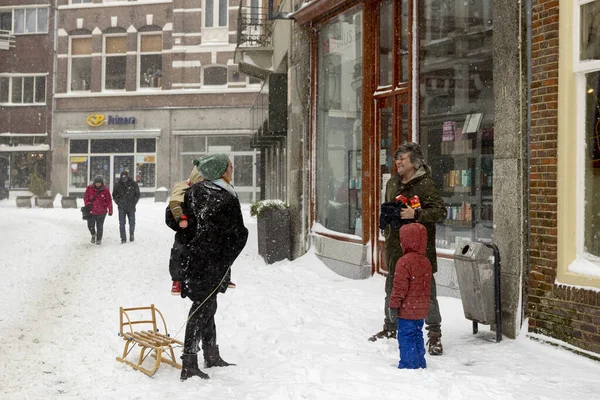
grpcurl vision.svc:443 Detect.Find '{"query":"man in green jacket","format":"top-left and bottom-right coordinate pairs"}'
top-left (369, 142), bottom-right (447, 356)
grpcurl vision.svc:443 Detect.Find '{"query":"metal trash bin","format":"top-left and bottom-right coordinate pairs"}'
top-left (454, 242), bottom-right (496, 325)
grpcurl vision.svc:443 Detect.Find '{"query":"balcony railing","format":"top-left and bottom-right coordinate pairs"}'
top-left (0, 29), bottom-right (16, 51)
top-left (236, 5), bottom-right (273, 48)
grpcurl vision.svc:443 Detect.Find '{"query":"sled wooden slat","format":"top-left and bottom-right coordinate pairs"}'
top-left (116, 304), bottom-right (183, 377)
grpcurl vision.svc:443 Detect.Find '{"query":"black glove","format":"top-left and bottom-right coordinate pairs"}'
top-left (379, 201), bottom-right (408, 230)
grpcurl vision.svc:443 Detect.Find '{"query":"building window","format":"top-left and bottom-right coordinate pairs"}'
top-left (0, 11), bottom-right (12, 31)
top-left (0, 75), bottom-right (46, 104)
top-left (315, 6), bottom-right (364, 237)
top-left (10, 152), bottom-right (46, 190)
top-left (203, 66), bottom-right (228, 86)
top-left (574, 0), bottom-right (600, 270)
top-left (204, 0), bottom-right (228, 28)
top-left (9, 7), bottom-right (48, 34)
top-left (419, 0), bottom-right (494, 250)
top-left (104, 35), bottom-right (126, 90)
top-left (71, 0), bottom-right (93, 4)
top-left (70, 37), bottom-right (92, 91)
top-left (139, 34), bottom-right (162, 89)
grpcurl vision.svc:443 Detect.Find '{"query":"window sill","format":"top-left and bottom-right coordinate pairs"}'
top-left (13, 32), bottom-right (49, 36)
top-left (0, 103), bottom-right (46, 106)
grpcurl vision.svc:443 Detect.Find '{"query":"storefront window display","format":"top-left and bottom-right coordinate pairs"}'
top-left (418, 0), bottom-right (494, 250)
top-left (315, 6), bottom-right (363, 237)
top-left (68, 138), bottom-right (156, 190)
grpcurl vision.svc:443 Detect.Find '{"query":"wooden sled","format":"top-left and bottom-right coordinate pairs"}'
top-left (116, 304), bottom-right (183, 376)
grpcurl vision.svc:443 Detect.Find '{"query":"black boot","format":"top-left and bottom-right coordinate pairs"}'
top-left (203, 345), bottom-right (236, 368)
top-left (180, 354), bottom-right (210, 381)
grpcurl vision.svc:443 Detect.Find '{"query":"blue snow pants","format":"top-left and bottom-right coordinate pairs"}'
top-left (397, 318), bottom-right (426, 369)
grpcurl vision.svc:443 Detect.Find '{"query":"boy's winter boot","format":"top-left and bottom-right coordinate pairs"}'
top-left (426, 329), bottom-right (443, 356)
top-left (368, 325), bottom-right (397, 342)
top-left (180, 354), bottom-right (209, 381)
top-left (203, 345), bottom-right (236, 368)
top-left (171, 281), bottom-right (181, 295)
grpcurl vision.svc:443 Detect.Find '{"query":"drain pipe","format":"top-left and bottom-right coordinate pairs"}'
top-left (524, 0), bottom-right (532, 324)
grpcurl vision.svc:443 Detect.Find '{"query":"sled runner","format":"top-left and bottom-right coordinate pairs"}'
top-left (116, 304), bottom-right (183, 376)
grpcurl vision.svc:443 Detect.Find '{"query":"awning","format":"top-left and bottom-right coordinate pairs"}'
top-left (61, 129), bottom-right (161, 139)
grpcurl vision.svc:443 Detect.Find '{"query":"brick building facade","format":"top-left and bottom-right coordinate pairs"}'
top-left (527, 0), bottom-right (600, 356)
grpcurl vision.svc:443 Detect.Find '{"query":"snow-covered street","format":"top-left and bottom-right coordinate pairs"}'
top-left (1, 198), bottom-right (599, 400)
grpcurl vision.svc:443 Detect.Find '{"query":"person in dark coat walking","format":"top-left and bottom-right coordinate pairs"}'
top-left (83, 175), bottom-right (113, 245)
top-left (179, 153), bottom-right (248, 381)
top-left (389, 223), bottom-right (431, 369)
top-left (369, 142), bottom-right (446, 357)
top-left (112, 170), bottom-right (140, 244)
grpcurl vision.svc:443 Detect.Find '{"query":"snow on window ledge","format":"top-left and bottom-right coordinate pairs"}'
top-left (567, 254), bottom-right (600, 279)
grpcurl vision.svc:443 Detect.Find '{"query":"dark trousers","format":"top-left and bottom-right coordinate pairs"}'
top-left (118, 207), bottom-right (135, 241)
top-left (183, 294), bottom-right (218, 355)
top-left (397, 318), bottom-right (426, 369)
top-left (87, 214), bottom-right (107, 240)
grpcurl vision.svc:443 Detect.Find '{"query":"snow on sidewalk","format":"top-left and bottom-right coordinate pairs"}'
top-left (0, 198), bottom-right (599, 400)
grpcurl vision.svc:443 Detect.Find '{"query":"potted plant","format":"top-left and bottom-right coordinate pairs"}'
top-left (29, 172), bottom-right (53, 208)
top-left (250, 199), bottom-right (291, 264)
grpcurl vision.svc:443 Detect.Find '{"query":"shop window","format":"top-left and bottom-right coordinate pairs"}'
top-left (70, 139), bottom-right (89, 154)
top-left (70, 37), bottom-right (92, 92)
top-left (419, 0), bottom-right (494, 250)
top-left (315, 6), bottom-right (363, 237)
top-left (104, 36), bottom-right (126, 90)
top-left (137, 138), bottom-right (156, 153)
top-left (584, 71), bottom-right (600, 259)
top-left (139, 34), bottom-right (162, 89)
top-left (136, 155), bottom-right (156, 187)
top-left (0, 75), bottom-right (46, 104)
top-left (91, 139), bottom-right (134, 153)
top-left (203, 66), bottom-right (228, 86)
top-left (10, 152), bottom-right (46, 189)
top-left (208, 135), bottom-right (251, 151)
top-left (10, 7), bottom-right (48, 34)
top-left (69, 156), bottom-right (88, 188)
top-left (181, 136), bottom-right (207, 152)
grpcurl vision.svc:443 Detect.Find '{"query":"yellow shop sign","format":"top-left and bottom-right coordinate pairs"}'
top-left (86, 114), bottom-right (105, 127)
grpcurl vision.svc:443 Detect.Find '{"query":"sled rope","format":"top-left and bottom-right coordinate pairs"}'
top-left (172, 265), bottom-right (232, 340)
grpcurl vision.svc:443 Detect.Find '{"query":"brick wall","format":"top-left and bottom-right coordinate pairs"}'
top-left (528, 0), bottom-right (600, 356)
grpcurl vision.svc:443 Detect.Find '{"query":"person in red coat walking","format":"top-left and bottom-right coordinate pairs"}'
top-left (84, 175), bottom-right (113, 245)
top-left (389, 223), bottom-right (431, 369)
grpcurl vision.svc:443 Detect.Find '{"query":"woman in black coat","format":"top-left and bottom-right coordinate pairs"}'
top-left (179, 153), bottom-right (248, 381)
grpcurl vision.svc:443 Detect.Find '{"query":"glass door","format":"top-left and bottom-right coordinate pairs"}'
top-left (89, 156), bottom-right (111, 189)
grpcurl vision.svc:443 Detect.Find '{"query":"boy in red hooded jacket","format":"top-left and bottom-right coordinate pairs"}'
top-left (389, 223), bottom-right (431, 369)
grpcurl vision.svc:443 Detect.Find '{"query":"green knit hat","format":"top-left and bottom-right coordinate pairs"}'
top-left (93, 175), bottom-right (104, 184)
top-left (196, 153), bottom-right (230, 181)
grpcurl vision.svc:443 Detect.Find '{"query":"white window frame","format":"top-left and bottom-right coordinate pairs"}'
top-left (201, 65), bottom-right (228, 87)
top-left (137, 32), bottom-right (163, 91)
top-left (571, 0), bottom-right (600, 274)
top-left (5, 7), bottom-right (49, 35)
top-left (102, 34), bottom-right (127, 92)
top-left (0, 74), bottom-right (47, 105)
top-left (203, 0), bottom-right (228, 28)
top-left (69, 35), bottom-right (93, 93)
